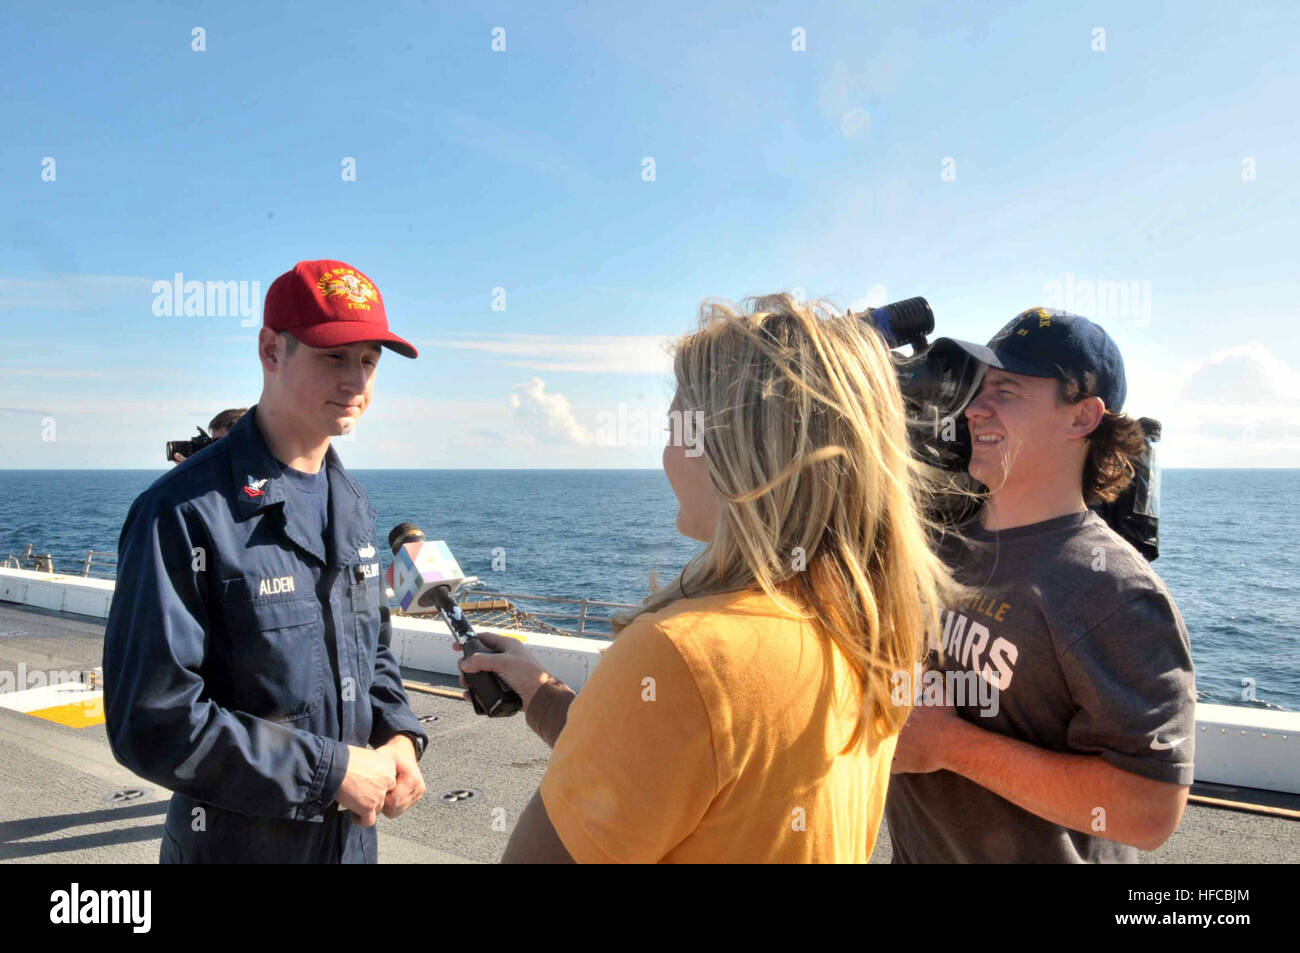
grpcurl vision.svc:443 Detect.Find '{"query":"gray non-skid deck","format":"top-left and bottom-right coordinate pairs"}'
top-left (0, 601), bottom-right (1294, 864)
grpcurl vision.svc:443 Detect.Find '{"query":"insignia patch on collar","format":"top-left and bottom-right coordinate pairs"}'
top-left (243, 477), bottom-right (268, 498)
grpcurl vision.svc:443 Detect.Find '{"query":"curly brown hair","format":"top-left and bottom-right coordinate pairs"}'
top-left (1056, 371), bottom-right (1147, 504)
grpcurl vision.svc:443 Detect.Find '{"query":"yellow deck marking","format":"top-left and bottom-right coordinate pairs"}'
top-left (26, 697), bottom-right (105, 727)
top-left (0, 682), bottom-right (105, 727)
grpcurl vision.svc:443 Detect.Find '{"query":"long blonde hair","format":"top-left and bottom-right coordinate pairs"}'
top-left (616, 293), bottom-right (963, 752)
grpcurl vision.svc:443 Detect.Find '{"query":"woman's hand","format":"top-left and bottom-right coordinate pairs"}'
top-left (456, 630), bottom-right (554, 711)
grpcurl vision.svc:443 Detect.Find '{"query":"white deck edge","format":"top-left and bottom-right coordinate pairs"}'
top-left (3, 566), bottom-right (1296, 794)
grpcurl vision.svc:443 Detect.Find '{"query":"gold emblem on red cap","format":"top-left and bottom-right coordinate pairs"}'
top-left (317, 267), bottom-right (378, 311)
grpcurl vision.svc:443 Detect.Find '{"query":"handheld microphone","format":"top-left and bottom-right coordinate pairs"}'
top-left (385, 522), bottom-right (522, 718)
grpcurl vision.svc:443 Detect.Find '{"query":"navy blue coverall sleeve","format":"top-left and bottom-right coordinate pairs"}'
top-left (367, 604), bottom-right (423, 750)
top-left (104, 494), bottom-right (350, 820)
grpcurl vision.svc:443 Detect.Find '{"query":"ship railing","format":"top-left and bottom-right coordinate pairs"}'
top-left (449, 585), bottom-right (637, 639)
top-left (2, 545), bottom-right (118, 580)
top-left (2, 545), bottom-right (633, 635)
top-left (469, 590), bottom-right (637, 637)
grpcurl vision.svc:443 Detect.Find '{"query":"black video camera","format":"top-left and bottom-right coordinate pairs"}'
top-left (856, 297), bottom-right (1162, 561)
top-left (165, 427), bottom-right (215, 463)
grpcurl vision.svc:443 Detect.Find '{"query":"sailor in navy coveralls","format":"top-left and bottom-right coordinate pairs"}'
top-left (104, 259), bottom-right (428, 863)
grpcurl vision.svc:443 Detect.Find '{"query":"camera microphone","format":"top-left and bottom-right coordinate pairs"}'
top-left (385, 522), bottom-right (522, 718)
top-left (863, 297), bottom-right (935, 351)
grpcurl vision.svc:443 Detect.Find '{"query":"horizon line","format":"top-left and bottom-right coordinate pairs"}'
top-left (2, 466), bottom-right (1298, 473)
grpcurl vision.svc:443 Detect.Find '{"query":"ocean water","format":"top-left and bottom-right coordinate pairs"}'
top-left (0, 468), bottom-right (1296, 711)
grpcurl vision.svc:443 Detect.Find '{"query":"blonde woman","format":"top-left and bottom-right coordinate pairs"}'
top-left (461, 293), bottom-right (959, 863)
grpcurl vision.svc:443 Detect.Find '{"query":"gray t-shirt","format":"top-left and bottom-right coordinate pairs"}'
top-left (885, 509), bottom-right (1196, 863)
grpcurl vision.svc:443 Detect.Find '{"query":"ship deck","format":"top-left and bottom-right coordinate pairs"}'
top-left (0, 601), bottom-right (1294, 864)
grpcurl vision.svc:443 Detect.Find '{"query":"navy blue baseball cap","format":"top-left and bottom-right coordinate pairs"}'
top-left (936, 308), bottom-right (1127, 412)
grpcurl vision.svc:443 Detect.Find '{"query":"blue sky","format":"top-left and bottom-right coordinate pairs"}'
top-left (3, 0), bottom-right (1298, 468)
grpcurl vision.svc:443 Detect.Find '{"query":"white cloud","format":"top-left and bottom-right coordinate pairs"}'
top-left (1177, 341), bottom-right (1300, 406)
top-left (818, 50), bottom-right (910, 141)
top-left (839, 107), bottom-right (871, 140)
top-left (847, 286), bottom-right (889, 313)
top-left (0, 383), bottom-right (673, 468)
top-left (0, 397), bottom-right (233, 419)
top-left (427, 107), bottom-right (603, 195)
top-left (0, 274), bottom-right (154, 309)
top-left (1125, 341), bottom-right (1300, 467)
top-left (507, 378), bottom-right (595, 446)
top-left (422, 333), bottom-right (675, 375)
top-left (0, 368), bottom-right (111, 379)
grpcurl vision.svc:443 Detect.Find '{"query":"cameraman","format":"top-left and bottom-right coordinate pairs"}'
top-left (885, 308), bottom-right (1195, 863)
top-left (171, 408), bottom-right (247, 463)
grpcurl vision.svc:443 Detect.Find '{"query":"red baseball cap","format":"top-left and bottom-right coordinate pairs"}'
top-left (263, 259), bottom-right (418, 359)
